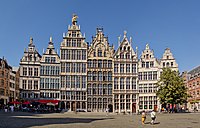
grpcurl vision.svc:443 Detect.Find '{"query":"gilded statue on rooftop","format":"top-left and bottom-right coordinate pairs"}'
top-left (72, 14), bottom-right (78, 25)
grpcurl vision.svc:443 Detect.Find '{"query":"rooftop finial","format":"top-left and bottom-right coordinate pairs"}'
top-left (72, 13), bottom-right (78, 25)
top-left (118, 35), bottom-right (121, 46)
top-left (146, 43), bottom-right (149, 49)
top-left (50, 36), bottom-right (53, 42)
top-left (30, 37), bottom-right (33, 44)
top-left (124, 30), bottom-right (127, 38)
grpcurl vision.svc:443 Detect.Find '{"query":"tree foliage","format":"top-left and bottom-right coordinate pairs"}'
top-left (156, 68), bottom-right (189, 105)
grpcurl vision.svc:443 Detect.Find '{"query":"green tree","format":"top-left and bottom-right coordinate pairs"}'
top-left (156, 68), bottom-right (189, 111)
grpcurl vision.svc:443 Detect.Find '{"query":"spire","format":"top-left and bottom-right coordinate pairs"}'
top-left (124, 30), bottom-right (127, 38)
top-left (146, 43), bottom-right (149, 49)
top-left (118, 35), bottom-right (121, 46)
top-left (29, 37), bottom-right (33, 45)
top-left (130, 37), bottom-right (132, 46)
top-left (50, 36), bottom-right (53, 43)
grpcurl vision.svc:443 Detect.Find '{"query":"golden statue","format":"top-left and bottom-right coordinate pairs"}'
top-left (72, 14), bottom-right (78, 25)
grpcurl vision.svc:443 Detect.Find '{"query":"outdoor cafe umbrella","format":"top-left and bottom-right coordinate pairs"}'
top-left (9, 101), bottom-right (21, 104)
top-left (46, 102), bottom-right (55, 106)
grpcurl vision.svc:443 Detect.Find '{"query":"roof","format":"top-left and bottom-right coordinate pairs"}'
top-left (188, 65), bottom-right (200, 75)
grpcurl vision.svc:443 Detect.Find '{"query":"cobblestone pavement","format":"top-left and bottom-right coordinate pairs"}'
top-left (0, 110), bottom-right (199, 128)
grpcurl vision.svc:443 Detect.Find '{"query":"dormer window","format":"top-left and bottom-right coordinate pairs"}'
top-left (146, 54), bottom-right (149, 59)
top-left (167, 56), bottom-right (169, 59)
top-left (72, 31), bottom-right (76, 37)
top-left (98, 49), bottom-right (102, 57)
top-left (124, 46), bottom-right (126, 51)
top-left (127, 47), bottom-right (130, 51)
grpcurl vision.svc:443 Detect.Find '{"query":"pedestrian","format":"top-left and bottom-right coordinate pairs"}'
top-left (150, 110), bottom-right (156, 125)
top-left (106, 107), bottom-right (109, 116)
top-left (4, 105), bottom-right (8, 112)
top-left (141, 110), bottom-right (146, 125)
top-left (10, 105), bottom-right (14, 112)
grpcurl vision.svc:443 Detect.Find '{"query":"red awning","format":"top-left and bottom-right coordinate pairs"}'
top-left (9, 101), bottom-right (21, 104)
top-left (22, 101), bottom-right (30, 105)
top-left (36, 100), bottom-right (60, 105)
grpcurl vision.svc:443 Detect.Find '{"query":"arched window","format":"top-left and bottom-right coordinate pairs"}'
top-left (114, 78), bottom-right (118, 89)
top-left (98, 49), bottom-right (102, 57)
top-left (108, 71), bottom-right (112, 81)
top-left (98, 71), bottom-right (103, 81)
top-left (120, 78), bottom-right (124, 89)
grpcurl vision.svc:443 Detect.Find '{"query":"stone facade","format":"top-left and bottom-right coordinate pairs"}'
top-left (19, 38), bottom-right (41, 100)
top-left (60, 17), bottom-right (87, 111)
top-left (17, 14), bottom-right (179, 113)
top-left (113, 32), bottom-right (138, 114)
top-left (40, 37), bottom-right (60, 100)
top-left (87, 28), bottom-right (114, 112)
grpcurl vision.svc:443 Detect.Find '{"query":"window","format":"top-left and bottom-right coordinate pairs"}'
top-left (132, 64), bottom-right (136, 73)
top-left (98, 71), bottom-right (103, 81)
top-left (88, 71), bottom-right (92, 81)
top-left (153, 71), bottom-right (157, 80)
top-left (120, 53), bottom-right (124, 59)
top-left (114, 78), bottom-right (118, 89)
top-left (82, 50), bottom-right (86, 60)
top-left (120, 78), bottom-right (124, 89)
top-left (126, 77), bottom-right (130, 89)
top-left (139, 72), bottom-right (142, 80)
top-left (126, 53), bottom-right (130, 59)
top-left (82, 76), bottom-right (86, 88)
top-left (98, 60), bottom-right (102, 68)
top-left (163, 62), bottom-right (165, 67)
top-left (171, 62), bottom-right (173, 67)
top-left (77, 39), bottom-right (81, 47)
top-left (142, 62), bottom-right (145, 68)
top-left (93, 51), bottom-right (96, 57)
top-left (144, 72), bottom-right (147, 80)
top-left (148, 72), bottom-right (152, 80)
top-left (77, 50), bottom-right (81, 60)
top-left (88, 60), bottom-right (92, 68)
top-left (93, 60), bottom-right (97, 68)
top-left (66, 39), bottom-right (71, 47)
top-left (132, 78), bottom-right (136, 89)
top-left (93, 71), bottom-right (97, 81)
top-left (72, 31), bottom-right (76, 37)
top-left (22, 80), bottom-right (27, 89)
top-left (103, 60), bottom-right (107, 68)
top-left (108, 71), bottom-right (112, 81)
top-left (120, 64), bottom-right (124, 73)
top-left (29, 67), bottom-right (33, 76)
top-left (72, 50), bottom-right (76, 60)
top-left (126, 64), bottom-right (130, 73)
top-left (98, 49), bottom-right (102, 57)
top-left (103, 71), bottom-right (107, 81)
top-left (34, 68), bottom-right (38, 76)
top-left (146, 62), bottom-right (149, 68)
top-left (66, 63), bottom-right (70, 73)
top-left (114, 64), bottom-right (118, 73)
top-left (150, 61), bottom-right (154, 67)
top-left (23, 67), bottom-right (27, 76)
top-left (108, 60), bottom-right (112, 68)
top-left (82, 63), bottom-right (86, 73)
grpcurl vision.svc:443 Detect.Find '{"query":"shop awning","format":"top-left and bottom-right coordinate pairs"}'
top-left (36, 100), bottom-right (60, 105)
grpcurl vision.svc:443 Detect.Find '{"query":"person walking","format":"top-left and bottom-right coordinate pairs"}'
top-left (106, 107), bottom-right (109, 116)
top-left (150, 110), bottom-right (156, 125)
top-left (10, 105), bottom-right (14, 112)
top-left (141, 110), bottom-right (146, 125)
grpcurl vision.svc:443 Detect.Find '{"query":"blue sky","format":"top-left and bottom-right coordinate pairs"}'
top-left (0, 0), bottom-right (200, 72)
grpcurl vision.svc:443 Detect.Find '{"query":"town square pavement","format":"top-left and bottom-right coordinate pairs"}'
top-left (0, 110), bottom-right (199, 128)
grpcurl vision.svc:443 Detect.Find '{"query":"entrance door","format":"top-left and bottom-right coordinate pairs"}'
top-left (132, 103), bottom-right (136, 113)
top-left (108, 104), bottom-right (113, 112)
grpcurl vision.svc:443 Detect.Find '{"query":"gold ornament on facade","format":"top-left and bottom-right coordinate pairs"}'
top-left (72, 14), bottom-right (78, 25)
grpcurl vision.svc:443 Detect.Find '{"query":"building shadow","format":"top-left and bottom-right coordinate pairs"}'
top-left (0, 111), bottom-right (114, 128)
